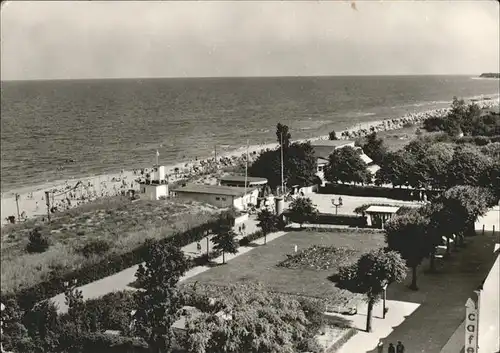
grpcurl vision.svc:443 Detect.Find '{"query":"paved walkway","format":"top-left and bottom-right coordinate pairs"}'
top-left (333, 234), bottom-right (499, 353)
top-left (335, 300), bottom-right (421, 353)
top-left (51, 215), bottom-right (284, 313)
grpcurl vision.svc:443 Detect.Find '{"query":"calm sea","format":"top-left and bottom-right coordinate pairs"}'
top-left (1, 75), bottom-right (499, 193)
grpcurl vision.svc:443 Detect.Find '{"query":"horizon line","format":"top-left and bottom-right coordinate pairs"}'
top-left (0, 73), bottom-right (489, 83)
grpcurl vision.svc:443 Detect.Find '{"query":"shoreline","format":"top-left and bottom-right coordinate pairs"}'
top-left (1, 96), bottom-right (498, 226)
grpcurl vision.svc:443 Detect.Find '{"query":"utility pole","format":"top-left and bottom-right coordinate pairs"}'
top-left (45, 191), bottom-right (51, 223)
top-left (156, 150), bottom-right (159, 168)
top-left (280, 132), bottom-right (284, 196)
top-left (15, 193), bottom-right (20, 222)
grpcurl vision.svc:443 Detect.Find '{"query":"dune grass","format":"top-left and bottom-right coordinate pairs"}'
top-left (1, 195), bottom-right (221, 294)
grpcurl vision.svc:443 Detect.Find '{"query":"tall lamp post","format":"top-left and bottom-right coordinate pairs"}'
top-left (1, 302), bottom-right (5, 353)
top-left (331, 197), bottom-right (343, 215)
top-left (497, 200), bottom-right (500, 235)
top-left (382, 283), bottom-right (388, 319)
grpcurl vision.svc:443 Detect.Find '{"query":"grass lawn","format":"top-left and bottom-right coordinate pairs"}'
top-left (1, 196), bottom-right (221, 294)
top-left (183, 230), bottom-right (386, 308)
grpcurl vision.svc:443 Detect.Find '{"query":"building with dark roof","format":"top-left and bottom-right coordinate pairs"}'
top-left (172, 184), bottom-right (259, 211)
top-left (219, 175), bottom-right (268, 188)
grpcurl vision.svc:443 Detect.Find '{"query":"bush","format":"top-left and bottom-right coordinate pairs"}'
top-left (3, 213), bottom-right (235, 310)
top-left (78, 240), bottom-right (111, 258)
top-left (326, 328), bottom-right (358, 353)
top-left (26, 228), bottom-right (50, 253)
top-left (70, 332), bottom-right (148, 353)
top-left (318, 183), bottom-right (442, 201)
top-left (315, 213), bottom-right (367, 227)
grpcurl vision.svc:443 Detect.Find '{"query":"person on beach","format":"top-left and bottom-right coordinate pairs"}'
top-left (196, 242), bottom-right (202, 253)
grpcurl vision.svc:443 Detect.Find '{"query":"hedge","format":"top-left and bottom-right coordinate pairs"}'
top-left (318, 183), bottom-right (442, 201)
top-left (325, 328), bottom-right (358, 353)
top-left (1, 212), bottom-right (235, 310)
top-left (284, 211), bottom-right (367, 228)
top-left (314, 213), bottom-right (367, 227)
top-left (303, 227), bottom-right (385, 234)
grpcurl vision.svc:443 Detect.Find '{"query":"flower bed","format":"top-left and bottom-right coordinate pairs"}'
top-left (277, 245), bottom-right (358, 271)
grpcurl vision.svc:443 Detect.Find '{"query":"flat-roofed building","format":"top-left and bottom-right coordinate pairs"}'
top-left (364, 205), bottom-right (400, 229)
top-left (219, 175), bottom-right (268, 188)
top-left (172, 184), bottom-right (259, 211)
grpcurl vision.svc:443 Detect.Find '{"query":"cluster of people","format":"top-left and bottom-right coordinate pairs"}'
top-left (378, 341), bottom-right (405, 353)
top-left (37, 176), bottom-right (136, 215)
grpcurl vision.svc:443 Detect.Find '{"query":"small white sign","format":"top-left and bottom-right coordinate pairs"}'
top-left (465, 298), bottom-right (479, 353)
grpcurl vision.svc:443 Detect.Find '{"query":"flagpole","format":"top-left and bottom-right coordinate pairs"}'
top-left (156, 150), bottom-right (159, 168)
top-left (245, 139), bottom-right (249, 209)
top-left (280, 132), bottom-right (284, 197)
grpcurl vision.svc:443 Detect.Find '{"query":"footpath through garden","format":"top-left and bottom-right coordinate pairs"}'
top-left (337, 209), bottom-right (500, 353)
top-left (50, 215), bottom-right (284, 313)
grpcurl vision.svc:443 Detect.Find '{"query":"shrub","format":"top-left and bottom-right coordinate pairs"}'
top-left (319, 183), bottom-right (442, 201)
top-left (78, 240), bottom-right (111, 258)
top-left (26, 228), bottom-right (50, 253)
top-left (298, 297), bottom-right (326, 334)
top-left (3, 214), bottom-right (234, 310)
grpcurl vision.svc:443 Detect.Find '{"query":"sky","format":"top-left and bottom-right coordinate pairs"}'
top-left (1, 1), bottom-right (499, 80)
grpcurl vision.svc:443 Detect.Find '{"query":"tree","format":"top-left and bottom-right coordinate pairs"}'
top-left (1, 299), bottom-right (35, 353)
top-left (361, 132), bottom-right (387, 164)
top-left (257, 209), bottom-right (279, 245)
top-left (183, 284), bottom-right (312, 353)
top-left (26, 227), bottom-right (50, 253)
top-left (284, 142), bottom-right (318, 187)
top-left (22, 301), bottom-right (61, 353)
top-left (419, 202), bottom-right (447, 272)
top-left (436, 186), bottom-right (495, 243)
top-left (288, 197), bottom-right (318, 229)
top-left (133, 241), bottom-right (189, 353)
top-left (276, 123), bottom-right (291, 149)
top-left (328, 130), bottom-right (338, 140)
top-left (375, 150), bottom-right (415, 188)
top-left (384, 209), bottom-right (429, 290)
top-left (212, 220), bottom-right (239, 264)
top-left (486, 161), bottom-right (500, 199)
top-left (422, 142), bottom-right (454, 190)
top-left (447, 145), bottom-right (492, 188)
top-left (324, 146), bottom-right (371, 185)
top-left (336, 248), bottom-right (407, 332)
top-left (249, 142), bottom-right (317, 189)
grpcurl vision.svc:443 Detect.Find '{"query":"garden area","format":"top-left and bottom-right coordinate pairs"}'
top-left (0, 195), bottom-right (222, 294)
top-left (183, 230), bottom-right (386, 309)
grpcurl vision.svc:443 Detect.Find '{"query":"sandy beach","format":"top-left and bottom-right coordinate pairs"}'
top-left (2, 97), bottom-right (498, 226)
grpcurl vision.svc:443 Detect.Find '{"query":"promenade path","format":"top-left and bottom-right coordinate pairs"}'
top-left (51, 215), bottom-right (279, 313)
top-left (336, 233), bottom-right (499, 353)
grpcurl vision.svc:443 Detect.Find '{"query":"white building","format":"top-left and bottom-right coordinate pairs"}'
top-left (139, 165), bottom-right (168, 200)
top-left (219, 175), bottom-right (268, 188)
top-left (364, 205), bottom-right (400, 229)
top-left (172, 184), bottom-right (259, 211)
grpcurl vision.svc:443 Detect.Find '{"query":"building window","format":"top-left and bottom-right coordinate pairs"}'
top-left (222, 197), bottom-right (227, 201)
top-left (215, 197), bottom-right (221, 200)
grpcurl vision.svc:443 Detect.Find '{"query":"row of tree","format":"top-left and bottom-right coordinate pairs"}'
top-left (375, 139), bottom-right (500, 196)
top-left (249, 123), bottom-right (318, 190)
top-left (335, 184), bottom-right (495, 333)
top-left (423, 97), bottom-right (500, 137)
